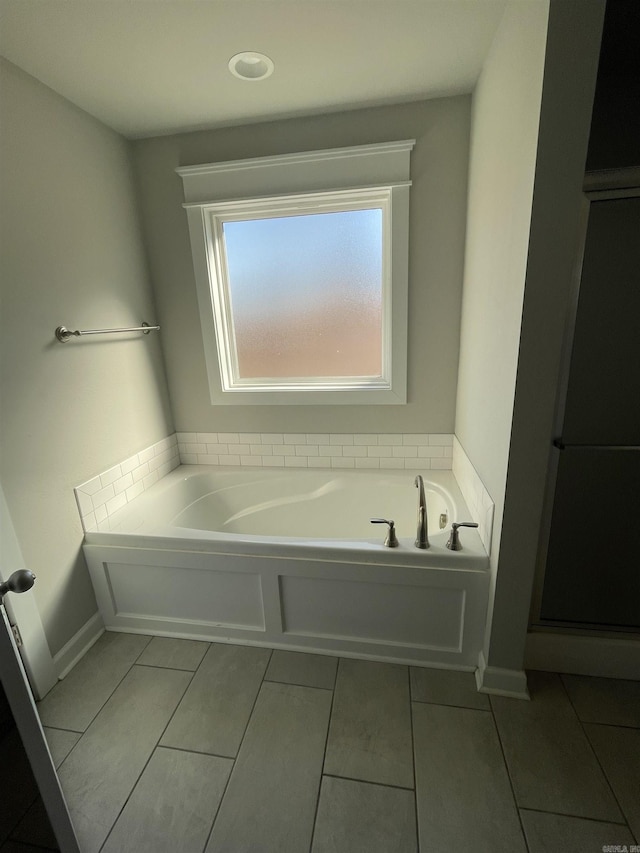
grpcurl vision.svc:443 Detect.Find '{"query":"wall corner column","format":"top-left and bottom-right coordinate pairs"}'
top-left (480, 0), bottom-right (606, 688)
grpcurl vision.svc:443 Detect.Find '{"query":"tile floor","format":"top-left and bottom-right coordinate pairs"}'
top-left (25, 632), bottom-right (640, 852)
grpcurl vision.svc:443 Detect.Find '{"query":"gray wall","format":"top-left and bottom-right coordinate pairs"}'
top-left (0, 60), bottom-right (174, 655)
top-left (133, 97), bottom-right (471, 434)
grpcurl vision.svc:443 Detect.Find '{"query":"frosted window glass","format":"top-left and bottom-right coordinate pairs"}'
top-left (223, 209), bottom-right (383, 379)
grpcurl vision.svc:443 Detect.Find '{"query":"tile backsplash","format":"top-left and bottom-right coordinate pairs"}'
top-left (75, 435), bottom-right (180, 531)
top-left (76, 433), bottom-right (501, 547)
top-left (452, 437), bottom-right (495, 554)
top-left (177, 432), bottom-right (453, 470)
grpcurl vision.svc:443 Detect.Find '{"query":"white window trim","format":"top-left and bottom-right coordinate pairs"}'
top-left (178, 140), bottom-right (415, 405)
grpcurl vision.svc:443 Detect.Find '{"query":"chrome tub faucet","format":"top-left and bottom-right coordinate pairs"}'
top-left (414, 474), bottom-right (429, 549)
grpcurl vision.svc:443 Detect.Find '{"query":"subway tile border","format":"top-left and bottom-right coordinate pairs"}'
top-left (74, 435), bottom-right (180, 531)
top-left (176, 432), bottom-right (454, 472)
top-left (452, 437), bottom-right (495, 554)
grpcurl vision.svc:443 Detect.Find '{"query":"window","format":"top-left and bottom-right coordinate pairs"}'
top-left (178, 140), bottom-right (414, 405)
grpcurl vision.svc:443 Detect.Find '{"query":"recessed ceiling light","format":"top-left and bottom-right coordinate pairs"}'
top-left (228, 52), bottom-right (274, 81)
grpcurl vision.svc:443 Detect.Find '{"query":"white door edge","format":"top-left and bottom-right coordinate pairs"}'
top-left (0, 483), bottom-right (57, 699)
top-left (0, 604), bottom-right (80, 852)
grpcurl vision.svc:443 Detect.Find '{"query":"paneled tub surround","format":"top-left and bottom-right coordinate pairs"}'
top-left (82, 465), bottom-right (490, 669)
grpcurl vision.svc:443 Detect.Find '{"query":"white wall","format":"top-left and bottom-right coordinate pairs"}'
top-left (0, 60), bottom-right (174, 656)
top-left (455, 1), bottom-right (550, 679)
top-left (132, 97), bottom-right (471, 434)
top-left (456, 0), bottom-right (605, 678)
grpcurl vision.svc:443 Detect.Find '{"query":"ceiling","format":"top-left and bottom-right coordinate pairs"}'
top-left (0, 0), bottom-right (508, 139)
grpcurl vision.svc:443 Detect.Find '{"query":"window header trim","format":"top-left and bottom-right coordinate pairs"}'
top-left (177, 139), bottom-right (415, 206)
top-left (176, 140), bottom-right (416, 181)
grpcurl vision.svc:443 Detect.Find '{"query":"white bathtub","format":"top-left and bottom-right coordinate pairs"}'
top-left (84, 466), bottom-right (490, 668)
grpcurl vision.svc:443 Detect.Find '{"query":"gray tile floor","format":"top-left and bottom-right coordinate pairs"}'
top-left (34, 632), bottom-right (639, 853)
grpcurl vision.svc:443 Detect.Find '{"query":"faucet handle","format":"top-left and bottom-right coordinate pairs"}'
top-left (370, 518), bottom-right (399, 548)
top-left (446, 521), bottom-right (479, 551)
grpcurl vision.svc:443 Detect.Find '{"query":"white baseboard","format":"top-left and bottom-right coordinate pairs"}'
top-left (53, 612), bottom-right (105, 680)
top-left (475, 650), bottom-right (530, 699)
top-left (525, 631), bottom-right (640, 680)
top-left (105, 625), bottom-right (478, 672)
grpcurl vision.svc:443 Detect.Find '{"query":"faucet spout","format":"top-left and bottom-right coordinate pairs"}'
top-left (414, 474), bottom-right (429, 549)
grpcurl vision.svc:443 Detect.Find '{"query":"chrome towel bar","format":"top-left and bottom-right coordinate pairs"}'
top-left (55, 322), bottom-right (159, 343)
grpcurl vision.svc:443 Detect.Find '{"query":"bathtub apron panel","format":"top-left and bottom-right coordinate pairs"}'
top-left (82, 466), bottom-right (490, 669)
